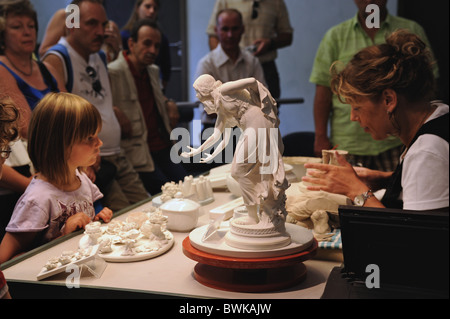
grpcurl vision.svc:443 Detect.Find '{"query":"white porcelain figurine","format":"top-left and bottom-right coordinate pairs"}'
top-left (182, 75), bottom-right (291, 249)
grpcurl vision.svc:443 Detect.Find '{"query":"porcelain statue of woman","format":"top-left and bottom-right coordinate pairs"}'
top-left (182, 75), bottom-right (290, 249)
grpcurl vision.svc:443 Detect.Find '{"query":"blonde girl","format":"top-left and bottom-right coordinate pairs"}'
top-left (0, 93), bottom-right (112, 263)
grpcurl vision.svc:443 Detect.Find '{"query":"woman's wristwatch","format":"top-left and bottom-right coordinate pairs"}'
top-left (353, 189), bottom-right (374, 207)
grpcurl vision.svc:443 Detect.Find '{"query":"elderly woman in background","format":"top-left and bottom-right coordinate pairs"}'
top-left (303, 30), bottom-right (448, 211)
top-left (0, 0), bottom-right (65, 240)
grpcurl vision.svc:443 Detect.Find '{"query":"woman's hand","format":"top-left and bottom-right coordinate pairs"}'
top-left (302, 152), bottom-right (368, 199)
top-left (353, 166), bottom-right (393, 191)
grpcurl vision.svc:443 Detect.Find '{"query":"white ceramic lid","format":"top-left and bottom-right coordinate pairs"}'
top-left (160, 198), bottom-right (200, 213)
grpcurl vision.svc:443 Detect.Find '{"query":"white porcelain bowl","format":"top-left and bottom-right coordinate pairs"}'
top-left (160, 198), bottom-right (200, 232)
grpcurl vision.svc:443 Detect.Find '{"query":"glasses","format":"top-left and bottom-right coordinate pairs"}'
top-left (86, 66), bottom-right (104, 98)
top-left (1, 147), bottom-right (12, 159)
top-left (251, 0), bottom-right (260, 19)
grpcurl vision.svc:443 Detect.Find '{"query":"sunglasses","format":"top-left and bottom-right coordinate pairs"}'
top-left (252, 0), bottom-right (260, 19)
top-left (1, 147), bottom-right (12, 160)
top-left (86, 66), bottom-right (104, 98)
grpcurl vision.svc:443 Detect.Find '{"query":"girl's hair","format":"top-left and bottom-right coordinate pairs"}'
top-left (0, 97), bottom-right (19, 149)
top-left (331, 29), bottom-right (436, 105)
top-left (0, 0), bottom-right (38, 54)
top-left (28, 93), bottom-right (102, 186)
top-left (122, 0), bottom-right (160, 32)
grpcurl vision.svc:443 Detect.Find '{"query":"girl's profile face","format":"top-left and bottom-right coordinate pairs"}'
top-left (138, 0), bottom-right (158, 20)
top-left (68, 131), bottom-right (102, 169)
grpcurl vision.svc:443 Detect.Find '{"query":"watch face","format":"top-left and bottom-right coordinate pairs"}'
top-left (354, 195), bottom-right (364, 206)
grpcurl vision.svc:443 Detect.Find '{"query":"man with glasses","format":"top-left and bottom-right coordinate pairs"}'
top-left (43, 0), bottom-right (149, 211)
top-left (206, 0), bottom-right (293, 100)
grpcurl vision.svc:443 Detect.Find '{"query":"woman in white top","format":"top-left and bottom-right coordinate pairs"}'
top-left (303, 30), bottom-right (448, 211)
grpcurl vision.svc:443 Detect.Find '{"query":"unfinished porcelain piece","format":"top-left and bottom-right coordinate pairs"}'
top-left (182, 75), bottom-right (292, 251)
top-left (321, 149), bottom-right (349, 165)
top-left (286, 182), bottom-right (351, 241)
top-left (299, 149), bottom-right (349, 193)
top-left (79, 211), bottom-right (174, 262)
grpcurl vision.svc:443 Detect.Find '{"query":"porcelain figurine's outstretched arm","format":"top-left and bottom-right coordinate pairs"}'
top-left (200, 126), bottom-right (233, 163)
top-left (181, 114), bottom-right (227, 160)
top-left (220, 77), bottom-right (258, 95)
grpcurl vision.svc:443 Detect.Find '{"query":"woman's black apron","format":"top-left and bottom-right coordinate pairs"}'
top-left (381, 112), bottom-right (449, 209)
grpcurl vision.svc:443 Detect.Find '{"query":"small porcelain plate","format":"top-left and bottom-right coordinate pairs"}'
top-left (79, 227), bottom-right (174, 263)
top-left (37, 245), bottom-right (99, 281)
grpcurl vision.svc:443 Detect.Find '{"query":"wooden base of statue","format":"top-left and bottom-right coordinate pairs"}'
top-left (182, 236), bottom-right (318, 293)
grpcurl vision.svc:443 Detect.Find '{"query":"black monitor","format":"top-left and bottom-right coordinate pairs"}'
top-left (324, 205), bottom-right (448, 298)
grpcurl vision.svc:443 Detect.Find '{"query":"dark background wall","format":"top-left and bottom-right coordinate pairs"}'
top-left (398, 0), bottom-right (449, 104)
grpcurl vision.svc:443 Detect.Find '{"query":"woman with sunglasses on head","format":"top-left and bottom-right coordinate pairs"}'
top-left (0, 0), bottom-right (66, 240)
top-left (303, 30), bottom-right (448, 211)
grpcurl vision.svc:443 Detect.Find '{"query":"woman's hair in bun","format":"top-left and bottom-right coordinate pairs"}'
top-left (331, 29), bottom-right (436, 104)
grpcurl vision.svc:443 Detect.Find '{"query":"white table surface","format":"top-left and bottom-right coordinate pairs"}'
top-left (2, 191), bottom-right (341, 299)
